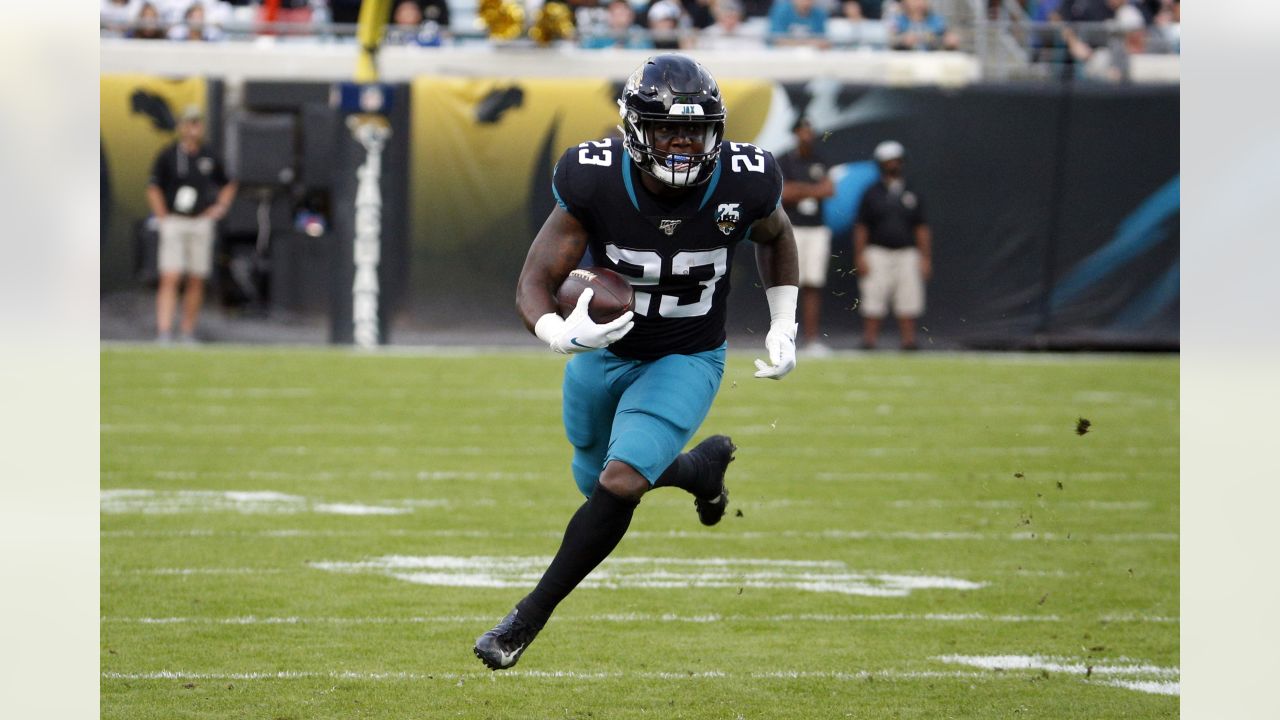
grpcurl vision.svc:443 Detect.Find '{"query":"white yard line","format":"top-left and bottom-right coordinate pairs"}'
top-left (101, 667), bottom-right (1178, 690)
top-left (100, 489), bottom-right (413, 516)
top-left (100, 528), bottom-right (1179, 542)
top-left (309, 554), bottom-right (986, 597)
top-left (936, 654), bottom-right (1180, 696)
top-left (101, 423), bottom-right (414, 435)
top-left (886, 499), bottom-right (1154, 510)
top-left (102, 612), bottom-right (1065, 626)
top-left (1103, 679), bottom-right (1181, 695)
top-left (99, 669), bottom-right (1001, 682)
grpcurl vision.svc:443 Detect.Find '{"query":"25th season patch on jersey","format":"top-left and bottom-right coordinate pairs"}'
top-left (715, 203), bottom-right (740, 235)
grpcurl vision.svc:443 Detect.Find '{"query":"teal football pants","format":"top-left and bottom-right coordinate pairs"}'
top-left (561, 344), bottom-right (726, 497)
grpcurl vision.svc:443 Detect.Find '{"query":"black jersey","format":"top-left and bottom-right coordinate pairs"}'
top-left (855, 180), bottom-right (926, 250)
top-left (777, 148), bottom-right (830, 228)
top-left (552, 138), bottom-right (783, 361)
top-left (148, 141), bottom-right (231, 217)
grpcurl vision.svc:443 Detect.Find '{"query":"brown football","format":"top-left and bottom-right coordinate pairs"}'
top-left (556, 267), bottom-right (636, 323)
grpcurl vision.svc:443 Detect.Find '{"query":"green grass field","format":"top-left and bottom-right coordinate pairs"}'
top-left (101, 346), bottom-right (1178, 719)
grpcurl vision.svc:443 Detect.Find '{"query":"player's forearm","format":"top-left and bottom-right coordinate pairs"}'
top-left (754, 235), bottom-right (799, 289)
top-left (516, 265), bottom-right (563, 334)
top-left (516, 212), bottom-right (589, 333)
top-left (752, 208), bottom-right (800, 289)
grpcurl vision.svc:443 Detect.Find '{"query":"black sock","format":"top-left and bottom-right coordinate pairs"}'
top-left (653, 451), bottom-right (715, 498)
top-left (516, 484), bottom-right (638, 627)
top-left (653, 452), bottom-right (695, 491)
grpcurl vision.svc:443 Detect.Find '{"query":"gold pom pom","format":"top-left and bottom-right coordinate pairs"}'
top-left (479, 0), bottom-right (526, 41)
top-left (530, 3), bottom-right (575, 45)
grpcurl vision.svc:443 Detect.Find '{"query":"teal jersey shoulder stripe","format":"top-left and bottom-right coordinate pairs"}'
top-left (621, 155), bottom-right (640, 211)
top-left (551, 162), bottom-right (568, 211)
top-left (697, 158), bottom-right (723, 211)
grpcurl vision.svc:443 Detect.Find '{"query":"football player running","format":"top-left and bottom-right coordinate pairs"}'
top-left (474, 54), bottom-right (800, 671)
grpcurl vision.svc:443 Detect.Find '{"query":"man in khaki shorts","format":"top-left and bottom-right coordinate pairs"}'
top-left (853, 140), bottom-right (933, 350)
top-left (779, 117), bottom-right (835, 354)
top-left (146, 105), bottom-right (237, 343)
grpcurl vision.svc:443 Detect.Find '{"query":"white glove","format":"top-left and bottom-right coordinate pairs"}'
top-left (534, 288), bottom-right (635, 354)
top-left (753, 285), bottom-right (798, 380)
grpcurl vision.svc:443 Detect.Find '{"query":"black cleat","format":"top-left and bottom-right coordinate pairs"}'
top-left (473, 608), bottom-right (543, 670)
top-left (690, 435), bottom-right (736, 526)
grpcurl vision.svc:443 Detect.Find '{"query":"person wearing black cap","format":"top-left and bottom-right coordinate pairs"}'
top-left (853, 140), bottom-right (932, 350)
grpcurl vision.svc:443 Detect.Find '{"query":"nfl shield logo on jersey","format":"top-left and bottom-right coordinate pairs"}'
top-left (658, 219), bottom-right (682, 236)
top-left (715, 203), bottom-right (740, 236)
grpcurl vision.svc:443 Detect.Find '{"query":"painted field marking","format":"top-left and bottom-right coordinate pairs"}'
top-left (100, 489), bottom-right (413, 516)
top-left (98, 669), bottom-right (1004, 683)
top-left (101, 528), bottom-right (1179, 543)
top-left (101, 469), bottom-right (553, 482)
top-left (102, 612), bottom-right (1063, 626)
top-left (936, 654), bottom-right (1179, 696)
top-left (814, 470), bottom-right (1173, 483)
top-left (886, 499), bottom-right (1153, 511)
top-left (309, 555), bottom-right (985, 597)
top-left (101, 667), bottom-right (1180, 689)
top-left (101, 422), bottom-right (413, 436)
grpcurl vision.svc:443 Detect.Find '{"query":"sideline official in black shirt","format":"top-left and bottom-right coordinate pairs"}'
top-left (853, 140), bottom-right (933, 350)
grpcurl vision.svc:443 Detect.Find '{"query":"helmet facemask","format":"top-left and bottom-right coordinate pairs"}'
top-left (617, 54), bottom-right (727, 189)
top-left (619, 106), bottom-right (724, 188)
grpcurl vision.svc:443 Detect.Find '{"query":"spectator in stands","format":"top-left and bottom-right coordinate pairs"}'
top-left (854, 141), bottom-right (932, 351)
top-left (768, 0), bottom-right (829, 47)
top-left (698, 0), bottom-right (767, 49)
top-left (890, 0), bottom-right (958, 51)
top-left (168, 2), bottom-right (223, 41)
top-left (562, 0), bottom-right (606, 29)
top-left (101, 0), bottom-right (140, 35)
top-left (739, 0), bottom-right (773, 18)
top-left (388, 0), bottom-right (447, 45)
top-left (1062, 0), bottom-right (1116, 22)
top-left (582, 0), bottom-right (654, 48)
top-left (851, 0), bottom-right (884, 19)
top-left (393, 0), bottom-right (422, 26)
top-left (779, 117), bottom-right (835, 354)
top-left (147, 105), bottom-right (238, 343)
top-left (828, 0), bottom-right (891, 48)
top-left (1153, 0), bottom-right (1178, 53)
top-left (1062, 1), bottom-right (1144, 81)
top-left (131, 2), bottom-right (168, 39)
top-left (647, 0), bottom-right (693, 49)
top-left (1059, 0), bottom-right (1123, 48)
top-left (680, 0), bottom-right (717, 29)
top-left (389, 0), bottom-right (450, 29)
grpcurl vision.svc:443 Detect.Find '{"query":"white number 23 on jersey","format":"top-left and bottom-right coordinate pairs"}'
top-left (604, 244), bottom-right (728, 318)
top-left (729, 142), bottom-right (764, 174)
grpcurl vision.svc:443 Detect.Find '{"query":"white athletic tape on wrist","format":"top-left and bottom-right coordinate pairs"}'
top-left (764, 285), bottom-right (799, 333)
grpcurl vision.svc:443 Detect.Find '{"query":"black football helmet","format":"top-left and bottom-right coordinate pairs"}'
top-left (618, 54), bottom-right (727, 188)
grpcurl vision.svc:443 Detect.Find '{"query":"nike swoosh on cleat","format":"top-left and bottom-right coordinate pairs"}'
top-left (496, 644), bottom-right (525, 667)
top-left (569, 338), bottom-right (591, 349)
